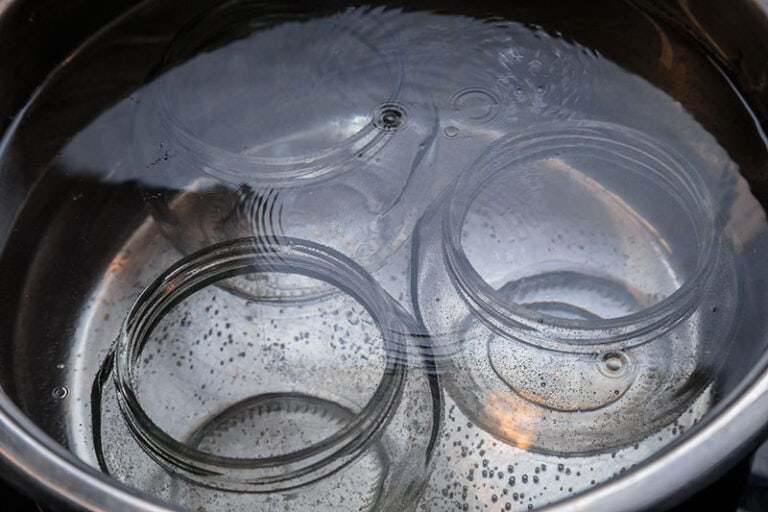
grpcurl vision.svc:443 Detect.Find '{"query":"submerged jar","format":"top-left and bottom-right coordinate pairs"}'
top-left (132, 3), bottom-right (437, 299)
top-left (92, 237), bottom-right (438, 511)
top-left (414, 120), bottom-right (738, 455)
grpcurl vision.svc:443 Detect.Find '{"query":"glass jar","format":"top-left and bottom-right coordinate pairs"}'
top-left (414, 120), bottom-right (737, 455)
top-left (92, 237), bottom-right (438, 511)
top-left (132, 3), bottom-right (438, 300)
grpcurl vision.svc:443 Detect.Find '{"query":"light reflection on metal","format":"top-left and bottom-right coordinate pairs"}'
top-left (483, 390), bottom-right (543, 451)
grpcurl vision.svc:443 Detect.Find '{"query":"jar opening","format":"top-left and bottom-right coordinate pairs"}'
top-left (444, 122), bottom-right (718, 350)
top-left (142, 5), bottom-right (405, 186)
top-left (111, 237), bottom-right (407, 491)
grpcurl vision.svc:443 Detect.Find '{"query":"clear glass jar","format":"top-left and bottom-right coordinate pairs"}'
top-left (132, 4), bottom-right (437, 300)
top-left (92, 237), bottom-right (438, 511)
top-left (414, 120), bottom-right (737, 455)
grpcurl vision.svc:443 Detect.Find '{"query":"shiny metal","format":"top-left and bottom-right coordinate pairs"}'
top-left (0, 1), bottom-right (768, 511)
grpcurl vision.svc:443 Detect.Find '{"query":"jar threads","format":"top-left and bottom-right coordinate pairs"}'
top-left (94, 237), bottom-right (436, 498)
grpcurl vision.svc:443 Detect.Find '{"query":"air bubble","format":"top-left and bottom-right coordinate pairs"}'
top-left (52, 386), bottom-right (69, 399)
top-left (450, 87), bottom-right (501, 123)
top-left (600, 351), bottom-right (630, 377)
top-left (373, 103), bottom-right (407, 132)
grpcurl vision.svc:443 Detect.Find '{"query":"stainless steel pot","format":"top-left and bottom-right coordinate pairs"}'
top-left (1, 1), bottom-right (768, 511)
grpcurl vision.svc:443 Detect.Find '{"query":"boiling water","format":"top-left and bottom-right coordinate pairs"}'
top-left (1, 0), bottom-right (768, 511)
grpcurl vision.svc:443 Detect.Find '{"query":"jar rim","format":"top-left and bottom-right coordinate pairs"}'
top-left (443, 121), bottom-right (719, 351)
top-left (110, 237), bottom-right (408, 491)
top-left (138, 4), bottom-right (406, 187)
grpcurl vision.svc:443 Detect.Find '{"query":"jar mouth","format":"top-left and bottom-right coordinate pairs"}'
top-left (141, 3), bottom-right (406, 187)
top-left (111, 237), bottom-right (407, 491)
top-left (443, 121), bottom-right (718, 351)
